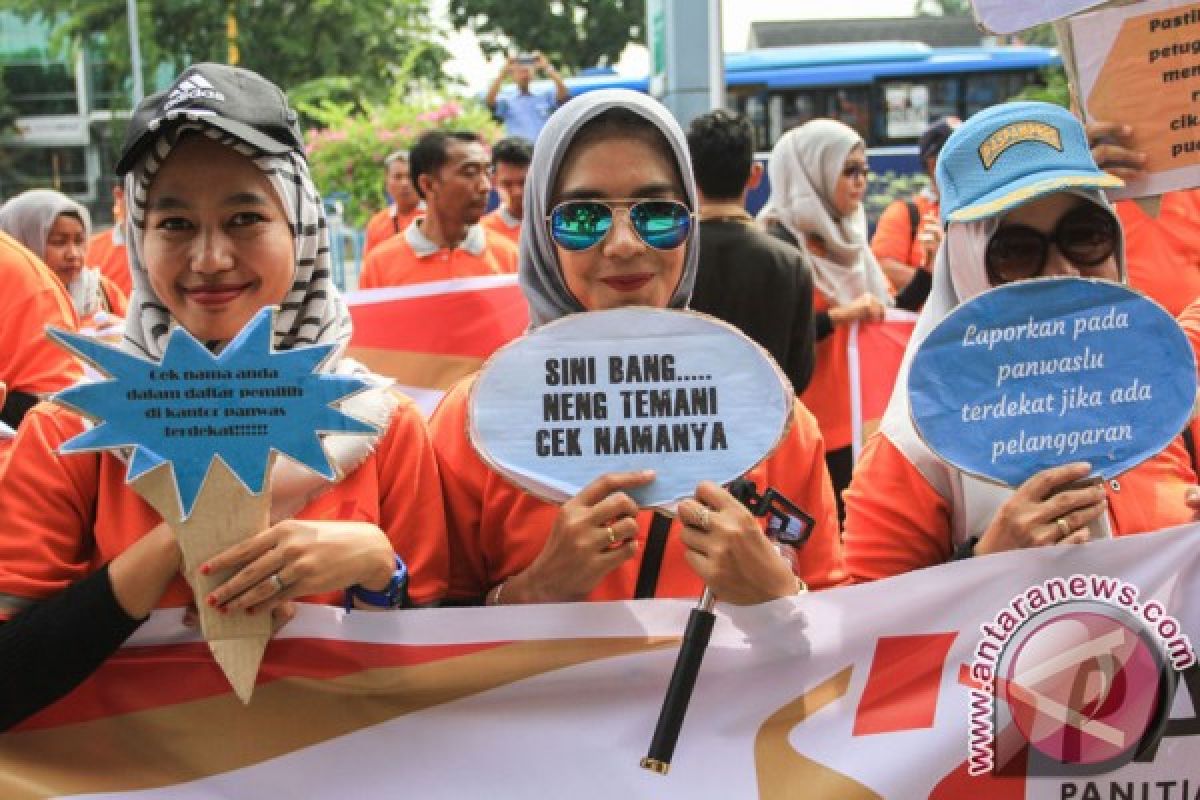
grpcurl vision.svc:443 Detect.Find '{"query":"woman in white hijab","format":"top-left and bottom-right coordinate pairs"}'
top-left (842, 101), bottom-right (1200, 581)
top-left (0, 188), bottom-right (128, 325)
top-left (759, 119), bottom-right (925, 518)
top-left (430, 89), bottom-right (848, 606)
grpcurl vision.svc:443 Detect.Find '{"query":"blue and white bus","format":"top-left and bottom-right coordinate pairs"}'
top-left (556, 42), bottom-right (1061, 219)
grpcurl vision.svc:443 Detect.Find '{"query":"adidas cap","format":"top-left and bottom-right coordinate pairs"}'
top-left (115, 63), bottom-right (304, 175)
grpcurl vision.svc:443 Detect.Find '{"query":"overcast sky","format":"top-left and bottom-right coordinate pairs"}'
top-left (440, 0), bottom-right (922, 92)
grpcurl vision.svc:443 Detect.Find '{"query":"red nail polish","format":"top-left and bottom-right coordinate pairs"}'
top-left (245, 606), bottom-right (256, 615)
top-left (206, 595), bottom-right (217, 607)
top-left (218, 605), bottom-right (228, 615)
top-left (199, 564), bottom-right (211, 575)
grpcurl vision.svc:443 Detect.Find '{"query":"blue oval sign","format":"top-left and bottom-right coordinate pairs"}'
top-left (908, 278), bottom-right (1196, 486)
top-left (469, 307), bottom-right (793, 508)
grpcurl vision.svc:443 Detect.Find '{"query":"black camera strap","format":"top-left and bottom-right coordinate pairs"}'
top-left (634, 512), bottom-right (673, 599)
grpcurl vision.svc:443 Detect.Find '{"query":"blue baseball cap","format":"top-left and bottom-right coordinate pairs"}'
top-left (936, 101), bottom-right (1122, 224)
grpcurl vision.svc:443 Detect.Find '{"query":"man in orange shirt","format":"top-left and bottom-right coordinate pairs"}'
top-left (85, 185), bottom-right (132, 298)
top-left (480, 136), bottom-right (531, 247)
top-left (362, 150), bottom-right (424, 254)
top-left (870, 116), bottom-right (959, 300)
top-left (358, 131), bottom-right (517, 289)
top-left (0, 231), bottom-right (82, 429)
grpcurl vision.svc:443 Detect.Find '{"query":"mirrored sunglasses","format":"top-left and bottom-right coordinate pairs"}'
top-left (547, 199), bottom-right (693, 252)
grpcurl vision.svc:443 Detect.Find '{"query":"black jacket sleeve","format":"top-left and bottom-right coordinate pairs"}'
top-left (0, 565), bottom-right (144, 731)
top-left (894, 268), bottom-right (933, 312)
top-left (788, 251), bottom-right (817, 394)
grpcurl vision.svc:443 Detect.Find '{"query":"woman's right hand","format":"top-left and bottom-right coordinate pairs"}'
top-left (830, 293), bottom-right (886, 326)
top-left (975, 462), bottom-right (1107, 556)
top-left (500, 470), bottom-right (654, 603)
top-left (1086, 119), bottom-right (1146, 181)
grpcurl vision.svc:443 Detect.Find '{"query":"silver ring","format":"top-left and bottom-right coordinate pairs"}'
top-left (1056, 518), bottom-right (1070, 538)
top-left (606, 525), bottom-right (617, 546)
top-left (696, 506), bottom-right (711, 531)
top-left (268, 573), bottom-right (286, 594)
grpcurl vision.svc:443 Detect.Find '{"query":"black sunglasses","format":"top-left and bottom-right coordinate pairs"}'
top-left (547, 199), bottom-right (693, 252)
top-left (986, 204), bottom-right (1118, 285)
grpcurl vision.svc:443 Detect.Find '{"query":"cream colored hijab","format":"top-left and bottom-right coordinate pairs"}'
top-left (879, 190), bottom-right (1126, 546)
top-left (758, 119), bottom-right (892, 307)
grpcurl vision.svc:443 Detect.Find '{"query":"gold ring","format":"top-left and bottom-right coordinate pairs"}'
top-left (606, 525), bottom-right (617, 546)
top-left (268, 573), bottom-right (286, 594)
top-left (696, 506), bottom-right (711, 531)
top-left (1056, 518), bottom-right (1070, 538)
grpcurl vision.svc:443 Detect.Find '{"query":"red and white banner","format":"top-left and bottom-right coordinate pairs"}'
top-left (848, 311), bottom-right (919, 461)
top-left (344, 275), bottom-right (529, 416)
top-left (4, 525), bottom-right (1198, 798)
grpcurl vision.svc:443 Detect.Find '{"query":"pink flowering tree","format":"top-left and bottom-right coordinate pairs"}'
top-left (300, 94), bottom-right (500, 228)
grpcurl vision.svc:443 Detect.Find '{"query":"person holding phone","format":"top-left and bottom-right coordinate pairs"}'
top-left (485, 50), bottom-right (569, 143)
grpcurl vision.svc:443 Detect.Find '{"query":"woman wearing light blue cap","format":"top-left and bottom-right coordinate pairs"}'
top-left (842, 101), bottom-right (1200, 581)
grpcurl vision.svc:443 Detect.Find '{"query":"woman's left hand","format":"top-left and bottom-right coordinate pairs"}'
top-left (677, 481), bottom-right (799, 605)
top-left (201, 520), bottom-right (396, 615)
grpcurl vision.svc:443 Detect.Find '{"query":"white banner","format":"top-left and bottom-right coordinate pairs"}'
top-left (3, 525), bottom-right (1198, 798)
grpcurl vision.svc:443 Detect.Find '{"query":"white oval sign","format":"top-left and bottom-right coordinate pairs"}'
top-left (468, 307), bottom-right (793, 507)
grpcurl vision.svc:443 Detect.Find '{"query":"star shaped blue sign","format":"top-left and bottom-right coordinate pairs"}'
top-left (50, 308), bottom-right (377, 518)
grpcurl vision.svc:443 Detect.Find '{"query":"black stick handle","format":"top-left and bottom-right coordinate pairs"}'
top-left (640, 602), bottom-right (717, 775)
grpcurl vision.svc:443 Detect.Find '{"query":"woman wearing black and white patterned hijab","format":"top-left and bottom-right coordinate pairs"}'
top-left (0, 67), bottom-right (447, 719)
top-left (121, 121), bottom-right (348, 361)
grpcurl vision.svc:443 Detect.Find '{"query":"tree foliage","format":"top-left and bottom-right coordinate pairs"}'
top-left (913, 0), bottom-right (971, 15)
top-left (5, 0), bottom-right (451, 109)
top-left (303, 96), bottom-right (500, 227)
top-left (448, 0), bottom-right (645, 71)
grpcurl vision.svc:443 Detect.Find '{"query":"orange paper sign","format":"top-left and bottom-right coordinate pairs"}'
top-left (1084, 2), bottom-right (1200, 174)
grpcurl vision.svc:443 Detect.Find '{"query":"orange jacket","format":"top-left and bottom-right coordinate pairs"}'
top-left (0, 232), bottom-right (81, 398)
top-left (480, 209), bottom-right (521, 248)
top-left (429, 376), bottom-right (847, 601)
top-left (363, 206), bottom-right (423, 255)
top-left (358, 225), bottom-right (518, 290)
top-left (843, 433), bottom-right (1199, 582)
top-left (800, 282), bottom-right (854, 451)
top-left (86, 228), bottom-right (132, 298)
top-left (0, 395), bottom-right (449, 617)
top-left (1116, 190), bottom-right (1200, 317)
top-left (870, 194), bottom-right (938, 270)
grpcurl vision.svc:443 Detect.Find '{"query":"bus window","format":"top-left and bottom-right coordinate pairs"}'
top-left (878, 77), bottom-right (959, 143)
top-left (768, 87), bottom-right (870, 141)
top-left (965, 70), bottom-right (1039, 118)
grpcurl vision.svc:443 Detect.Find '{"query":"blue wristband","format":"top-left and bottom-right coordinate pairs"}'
top-left (344, 555), bottom-right (409, 610)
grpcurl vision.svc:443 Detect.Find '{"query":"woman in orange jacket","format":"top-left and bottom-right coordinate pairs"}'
top-left (430, 89), bottom-right (847, 607)
top-left (0, 64), bottom-right (448, 728)
top-left (843, 101), bottom-right (1200, 582)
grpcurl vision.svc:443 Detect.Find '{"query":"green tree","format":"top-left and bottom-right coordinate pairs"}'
top-left (448, 0), bottom-right (644, 71)
top-left (5, 0), bottom-right (451, 110)
top-left (1013, 67), bottom-right (1071, 108)
top-left (914, 0), bottom-right (971, 15)
top-left (0, 66), bottom-right (17, 189)
top-left (0, 67), bottom-right (16, 135)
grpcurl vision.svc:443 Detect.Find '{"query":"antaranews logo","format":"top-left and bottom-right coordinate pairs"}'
top-left (967, 573), bottom-right (1199, 785)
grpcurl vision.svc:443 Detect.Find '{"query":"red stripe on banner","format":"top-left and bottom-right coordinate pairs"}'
top-left (17, 638), bottom-right (506, 731)
top-left (348, 285), bottom-right (527, 358)
top-left (852, 632), bottom-right (957, 735)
